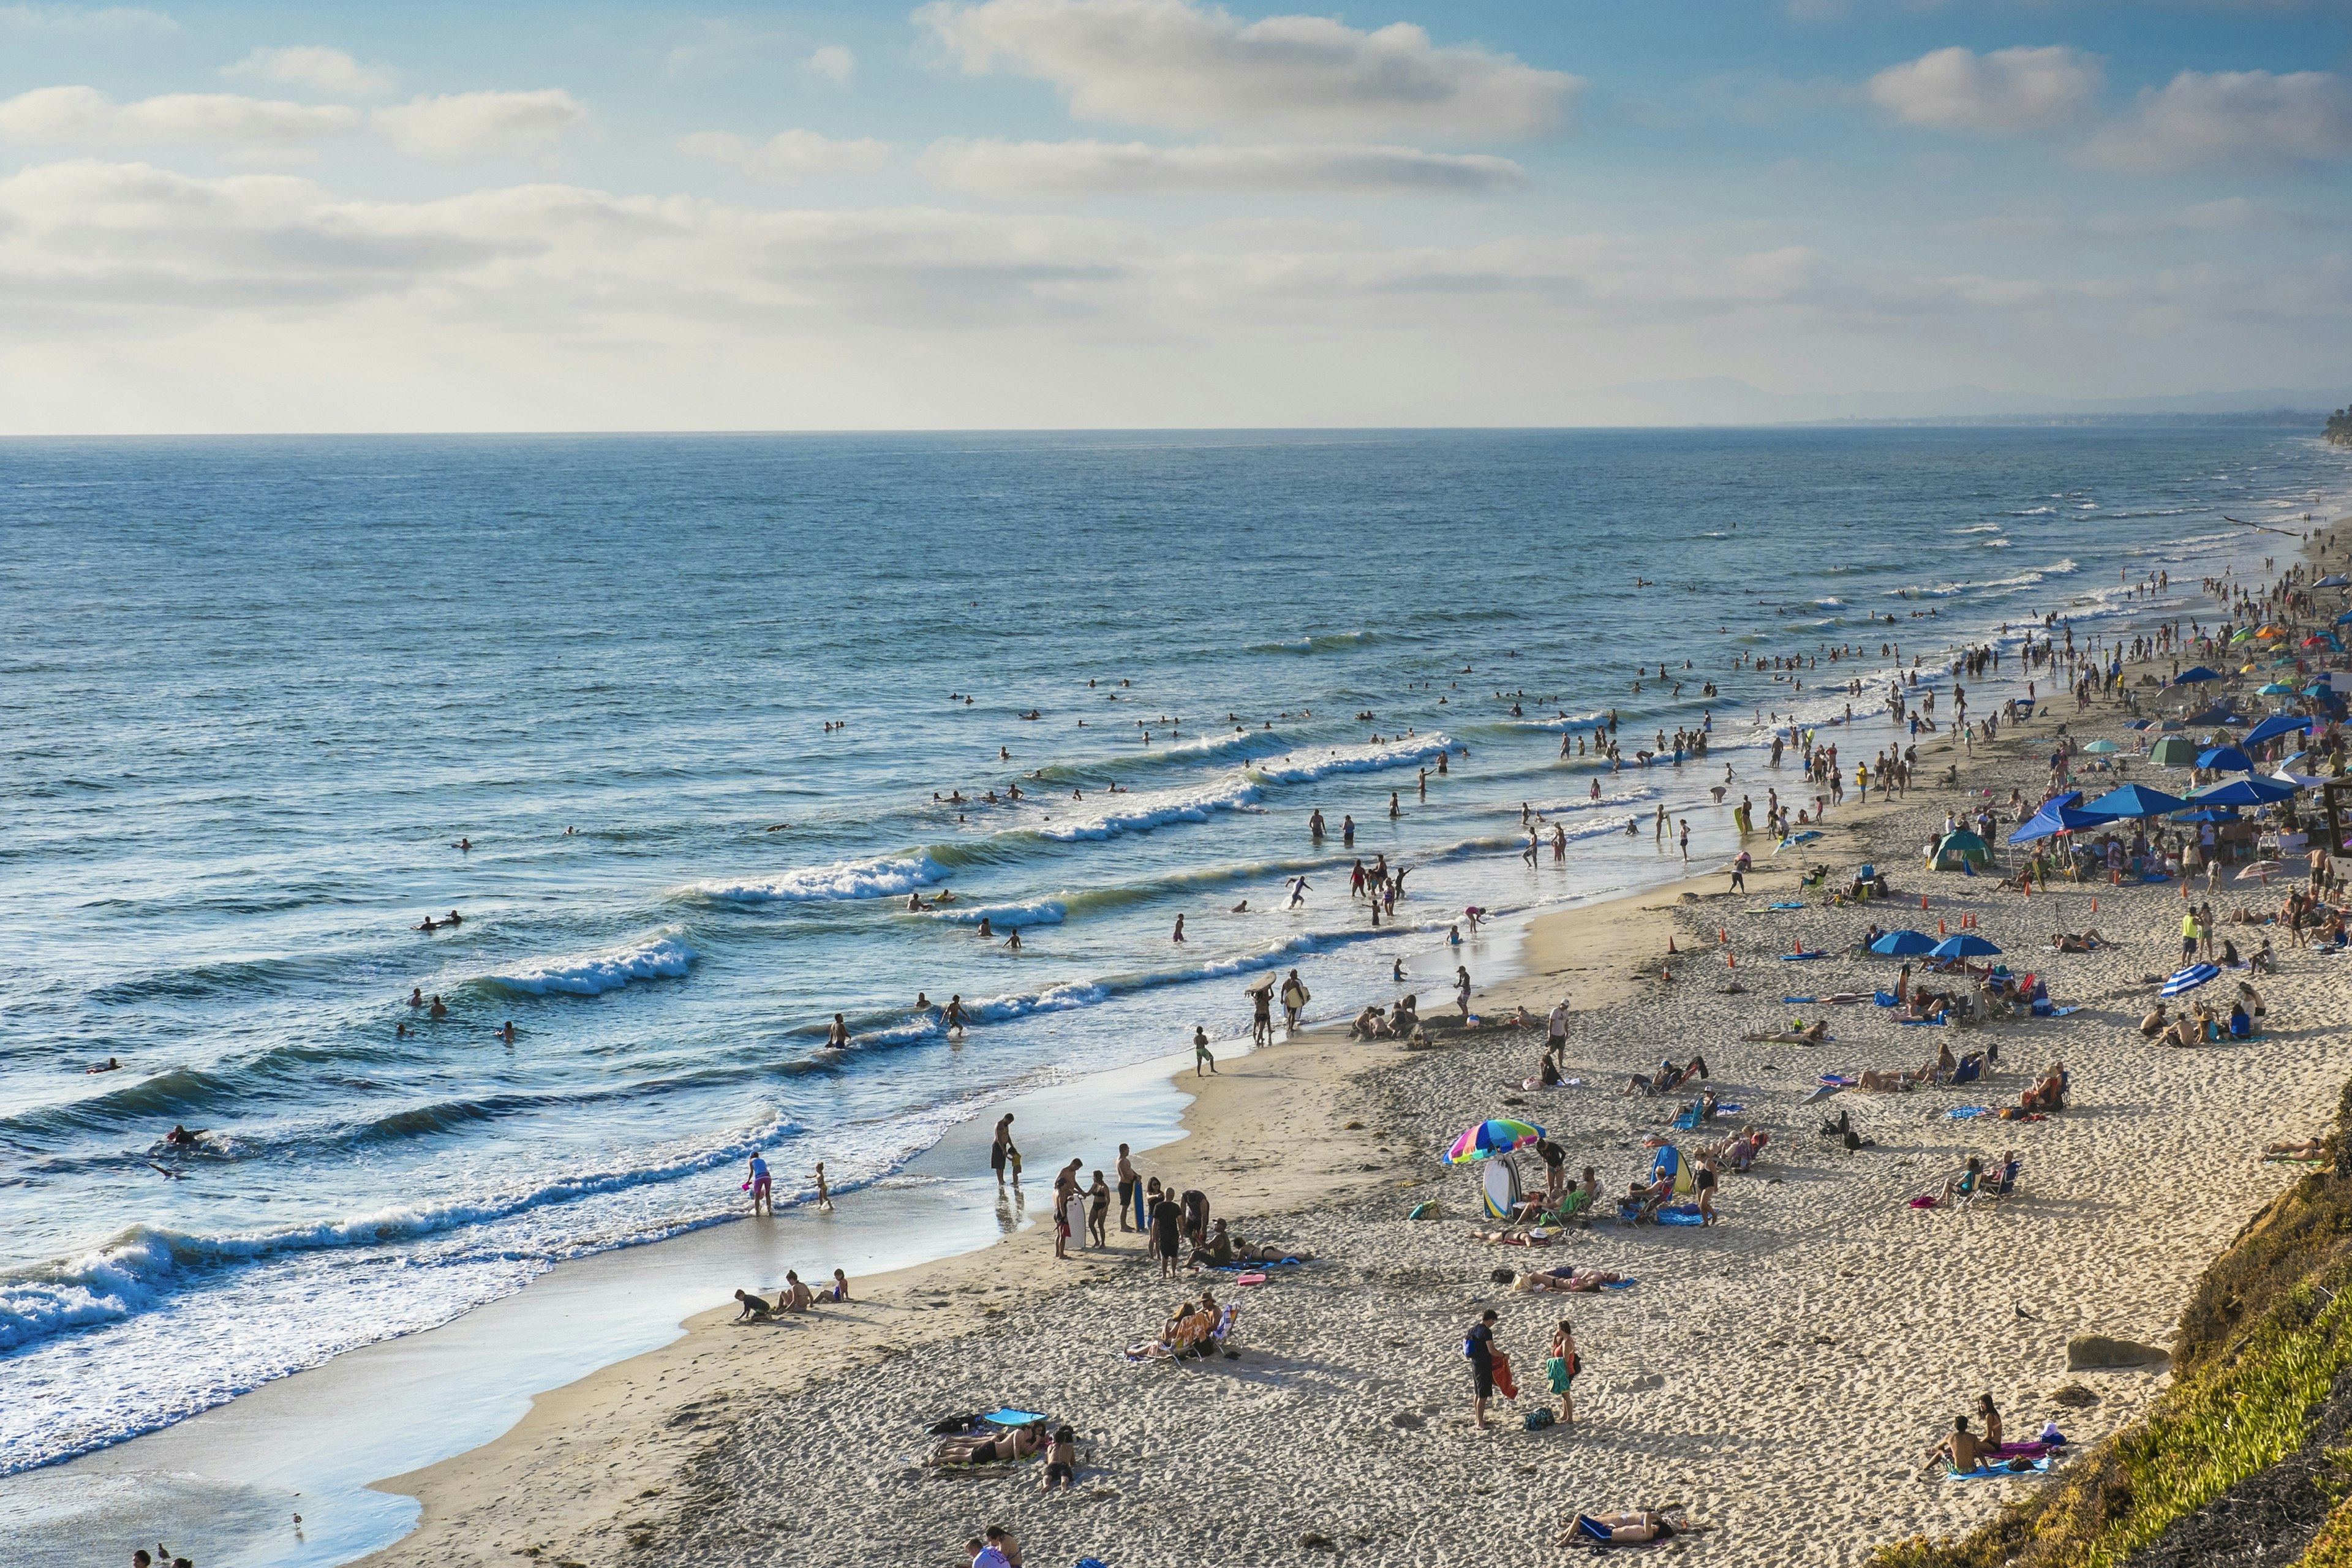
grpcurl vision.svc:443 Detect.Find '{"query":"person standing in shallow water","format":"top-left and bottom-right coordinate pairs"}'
top-left (991, 1114), bottom-right (1016, 1191)
top-left (1194, 1025), bottom-right (1217, 1076)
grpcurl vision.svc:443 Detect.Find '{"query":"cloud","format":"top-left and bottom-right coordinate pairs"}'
top-left (227, 45), bottom-right (395, 98)
top-left (678, 128), bottom-right (891, 183)
top-left (918, 137), bottom-right (1523, 197)
top-left (373, 89), bottom-right (588, 159)
top-left (2086, 69), bottom-right (2352, 172)
top-left (0, 86), bottom-right (356, 145)
top-left (919, 0), bottom-right (1578, 141)
top-left (807, 45), bottom-right (856, 85)
top-left (0, 5), bottom-right (174, 35)
top-left (1868, 45), bottom-right (2101, 134)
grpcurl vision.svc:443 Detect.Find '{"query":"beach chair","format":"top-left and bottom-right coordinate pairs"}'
top-left (1970, 1159), bottom-right (2022, 1205)
top-left (1208, 1303), bottom-right (1242, 1351)
top-left (1953, 1052), bottom-right (1984, 1086)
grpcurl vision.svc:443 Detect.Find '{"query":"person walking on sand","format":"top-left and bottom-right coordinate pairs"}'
top-left (747, 1150), bottom-right (772, 1216)
top-left (1194, 1025), bottom-right (1217, 1076)
top-left (1280, 968), bottom-right (1309, 1028)
top-left (1150, 1183), bottom-right (1183, 1279)
top-left (991, 1114), bottom-right (1016, 1191)
top-left (1117, 1142), bottom-right (1139, 1231)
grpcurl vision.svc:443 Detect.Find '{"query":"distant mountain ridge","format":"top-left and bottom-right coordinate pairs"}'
top-left (1551, 376), bottom-right (2352, 428)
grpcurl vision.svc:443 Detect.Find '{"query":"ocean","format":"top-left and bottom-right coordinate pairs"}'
top-left (4, 424), bottom-right (2346, 1477)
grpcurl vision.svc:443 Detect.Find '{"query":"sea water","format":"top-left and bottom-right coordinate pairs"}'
top-left (4, 424), bottom-right (2346, 1474)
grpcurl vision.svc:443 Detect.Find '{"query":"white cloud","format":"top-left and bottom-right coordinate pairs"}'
top-left (918, 137), bottom-right (1523, 197)
top-left (2086, 69), bottom-right (2352, 172)
top-left (807, 45), bottom-right (856, 85)
top-left (1868, 45), bottom-right (2101, 134)
top-left (678, 128), bottom-right (891, 183)
top-left (0, 86), bottom-right (356, 145)
top-left (0, 5), bottom-right (174, 35)
top-left (373, 90), bottom-right (588, 159)
top-left (919, 0), bottom-right (1578, 141)
top-left (227, 45), bottom-right (395, 98)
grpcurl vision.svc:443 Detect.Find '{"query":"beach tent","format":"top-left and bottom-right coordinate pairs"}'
top-left (2190, 775), bottom-right (2299, 807)
top-left (2186, 707), bottom-right (2244, 728)
top-left (2082, 783), bottom-right (2187, 820)
top-left (2196, 745), bottom-right (2256, 773)
top-left (2246, 714), bottom-right (2314, 745)
top-left (1869, 929), bottom-right (1940, 956)
top-left (2319, 575), bottom-right (2351, 589)
top-left (2149, 736), bottom-right (2199, 767)
top-left (1928, 829), bottom-right (1991, 870)
top-left (2171, 666), bottom-right (2223, 685)
top-left (2010, 801), bottom-right (2104, 843)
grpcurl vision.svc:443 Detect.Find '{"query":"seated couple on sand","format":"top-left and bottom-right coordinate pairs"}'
top-left (1125, 1292), bottom-right (1227, 1360)
top-left (1698, 1124), bottom-right (1765, 1170)
top-left (1189, 1218), bottom-right (1308, 1268)
top-left (1624, 1054), bottom-right (1708, 1095)
top-left (1350, 1005), bottom-right (1398, 1039)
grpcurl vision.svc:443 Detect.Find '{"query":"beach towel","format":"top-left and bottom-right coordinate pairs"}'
top-left (1572, 1515), bottom-right (1679, 1547)
top-left (1210, 1258), bottom-right (1301, 1271)
top-left (1874, 991), bottom-right (1898, 1006)
top-left (1817, 1073), bottom-right (1858, 1087)
top-left (1672, 1107), bottom-right (1702, 1131)
top-left (1898, 1016), bottom-right (1948, 1027)
top-left (1947, 1458), bottom-right (2051, 1480)
top-left (1800, 1085), bottom-right (1842, 1104)
top-left (1947, 1107), bottom-right (1992, 1120)
top-left (1768, 901), bottom-right (1805, 909)
top-left (1781, 951), bottom-right (1830, 961)
top-left (1781, 995), bottom-right (1818, 1004)
top-left (1909, 1196), bottom-right (1938, 1208)
top-left (981, 1408), bottom-right (1049, 1428)
top-left (1655, 1204), bottom-right (1705, 1226)
top-left (2049, 1005), bottom-right (2082, 1017)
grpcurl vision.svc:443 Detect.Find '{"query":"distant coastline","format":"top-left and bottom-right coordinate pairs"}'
top-left (2328, 405), bottom-right (2352, 448)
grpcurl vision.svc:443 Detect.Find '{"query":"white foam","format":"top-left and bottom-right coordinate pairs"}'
top-left (925, 899), bottom-right (1068, 927)
top-left (691, 853), bottom-right (946, 903)
top-left (1249, 733), bottom-right (1455, 785)
top-left (487, 932), bottom-right (695, 996)
top-left (1037, 776), bottom-right (1261, 842)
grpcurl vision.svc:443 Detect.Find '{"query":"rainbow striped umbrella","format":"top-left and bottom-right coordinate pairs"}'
top-left (1444, 1118), bottom-right (1545, 1165)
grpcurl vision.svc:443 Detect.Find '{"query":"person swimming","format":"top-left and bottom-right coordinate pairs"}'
top-left (165, 1125), bottom-right (205, 1148)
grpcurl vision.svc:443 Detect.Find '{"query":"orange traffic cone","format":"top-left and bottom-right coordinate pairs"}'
top-left (1667, 935), bottom-right (1678, 954)
top-left (1920, 893), bottom-right (1929, 911)
top-left (2091, 897), bottom-right (2098, 914)
top-left (1938, 919), bottom-right (1947, 935)
top-left (1719, 928), bottom-right (1728, 945)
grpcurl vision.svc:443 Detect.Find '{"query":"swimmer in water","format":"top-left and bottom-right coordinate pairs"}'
top-left (1230, 899), bottom-right (1248, 913)
top-left (445, 910), bottom-right (462, 926)
top-left (415, 916), bottom-right (439, 932)
top-left (1288, 876), bottom-right (1309, 910)
top-left (429, 995), bottom-right (448, 1018)
top-left (977, 916), bottom-right (994, 938)
top-left (497, 1020), bottom-right (516, 1044)
top-left (945, 994), bottom-right (967, 1035)
top-left (1172, 914), bottom-right (1186, 943)
top-left (408, 987), bottom-right (424, 1007)
top-left (825, 1013), bottom-right (850, 1049)
top-left (165, 1125), bottom-right (204, 1148)
top-left (454, 837), bottom-right (471, 851)
top-left (87, 1057), bottom-right (122, 1074)
top-left (1003, 929), bottom-right (1022, 951)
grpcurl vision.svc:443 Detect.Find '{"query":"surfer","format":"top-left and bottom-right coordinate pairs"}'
top-left (165, 1125), bottom-right (204, 1149)
top-left (1287, 876), bottom-right (1309, 910)
top-left (86, 1057), bottom-right (121, 1074)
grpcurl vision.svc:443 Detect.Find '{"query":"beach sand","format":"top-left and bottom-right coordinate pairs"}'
top-left (360, 644), bottom-right (2349, 1567)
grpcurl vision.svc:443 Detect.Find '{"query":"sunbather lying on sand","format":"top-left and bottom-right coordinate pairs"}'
top-left (1558, 1512), bottom-right (1676, 1545)
top-left (2265, 1137), bottom-right (2327, 1159)
top-left (1744, 1020), bottom-right (1828, 1044)
top-left (1625, 1054), bottom-right (1709, 1094)
top-left (1190, 1220), bottom-right (1311, 1265)
top-left (1512, 1267), bottom-right (1627, 1294)
top-left (932, 1424), bottom-right (1046, 1465)
top-left (2052, 930), bottom-right (2107, 953)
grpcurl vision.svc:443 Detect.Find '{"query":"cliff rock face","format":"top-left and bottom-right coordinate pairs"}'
top-left (2329, 407), bottom-right (2352, 448)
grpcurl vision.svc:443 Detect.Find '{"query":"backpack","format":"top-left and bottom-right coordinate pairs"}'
top-left (1523, 1409), bottom-right (1555, 1431)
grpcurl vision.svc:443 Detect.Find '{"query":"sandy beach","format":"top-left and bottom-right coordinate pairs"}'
top-left (357, 597), bottom-right (2352, 1567)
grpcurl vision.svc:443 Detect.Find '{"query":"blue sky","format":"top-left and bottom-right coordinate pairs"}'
top-left (0, 0), bottom-right (2347, 430)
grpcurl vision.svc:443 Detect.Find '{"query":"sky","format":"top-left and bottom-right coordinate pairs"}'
top-left (0, 0), bottom-right (2348, 431)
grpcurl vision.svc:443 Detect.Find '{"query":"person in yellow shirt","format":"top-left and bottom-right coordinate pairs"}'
top-left (2181, 911), bottom-right (2201, 965)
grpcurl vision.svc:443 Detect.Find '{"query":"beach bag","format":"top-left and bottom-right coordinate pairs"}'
top-left (1523, 1408), bottom-right (1555, 1431)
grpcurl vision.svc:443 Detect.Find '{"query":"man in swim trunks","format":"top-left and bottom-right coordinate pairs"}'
top-left (991, 1114), bottom-right (1015, 1190)
top-left (1116, 1142), bottom-right (1138, 1232)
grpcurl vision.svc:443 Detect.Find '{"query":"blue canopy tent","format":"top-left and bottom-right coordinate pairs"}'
top-left (2195, 745), bottom-right (2256, 773)
top-left (2173, 807), bottom-right (2242, 824)
top-left (2186, 707), bottom-right (2244, 729)
top-left (2171, 666), bottom-right (2223, 685)
top-left (2009, 801), bottom-right (2106, 843)
top-left (2245, 714), bottom-right (2315, 746)
top-left (2189, 775), bottom-right (2299, 807)
top-left (2335, 609), bottom-right (2352, 625)
top-left (2082, 783), bottom-right (2188, 820)
top-left (2319, 575), bottom-right (2352, 589)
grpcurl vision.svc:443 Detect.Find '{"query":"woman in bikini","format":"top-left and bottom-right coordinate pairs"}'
top-left (1548, 1318), bottom-right (1580, 1423)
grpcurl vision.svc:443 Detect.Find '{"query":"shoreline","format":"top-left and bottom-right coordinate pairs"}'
top-left (364, 569), bottom-right (2352, 1566)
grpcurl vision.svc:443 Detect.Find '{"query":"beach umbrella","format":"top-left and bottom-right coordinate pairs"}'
top-left (2187, 706), bottom-right (2243, 728)
top-left (2149, 736), bottom-right (2199, 767)
top-left (1931, 933), bottom-right (2001, 960)
top-left (2334, 609), bottom-right (2352, 625)
top-left (2160, 963), bottom-right (2220, 998)
top-left (1444, 1118), bottom-right (1544, 1166)
top-left (2082, 783), bottom-right (2188, 820)
top-left (2081, 739), bottom-right (2122, 754)
top-left (2230, 630), bottom-right (2256, 644)
top-left (2196, 745), bottom-right (2256, 773)
top-left (2259, 625), bottom-right (2288, 639)
top-left (2171, 666), bottom-right (2223, 685)
top-left (2246, 714), bottom-right (2314, 745)
top-left (1773, 830), bottom-right (1823, 854)
top-left (2173, 807), bottom-right (2241, 824)
top-left (2275, 768), bottom-right (2333, 789)
top-left (2319, 575), bottom-right (2351, 588)
top-left (2190, 775), bottom-right (2298, 807)
top-left (2237, 859), bottom-right (2292, 883)
top-left (1869, 929), bottom-right (1940, 956)
top-left (2256, 682), bottom-right (2300, 696)
top-left (2305, 635), bottom-right (2341, 651)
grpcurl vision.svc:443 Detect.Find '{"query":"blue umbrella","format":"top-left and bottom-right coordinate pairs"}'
top-left (1931, 933), bottom-right (2001, 960)
top-left (2335, 609), bottom-right (2352, 625)
top-left (2160, 963), bottom-right (2220, 998)
top-left (2173, 807), bottom-right (2241, 823)
top-left (2171, 666), bottom-right (2223, 685)
top-left (2082, 783), bottom-right (2187, 820)
top-left (2245, 714), bottom-right (2313, 745)
top-left (2190, 775), bottom-right (2299, 807)
top-left (2196, 745), bottom-right (2255, 773)
top-left (2319, 575), bottom-right (2351, 588)
top-left (2128, 718), bottom-right (2154, 730)
top-left (1869, 929), bottom-right (1940, 956)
